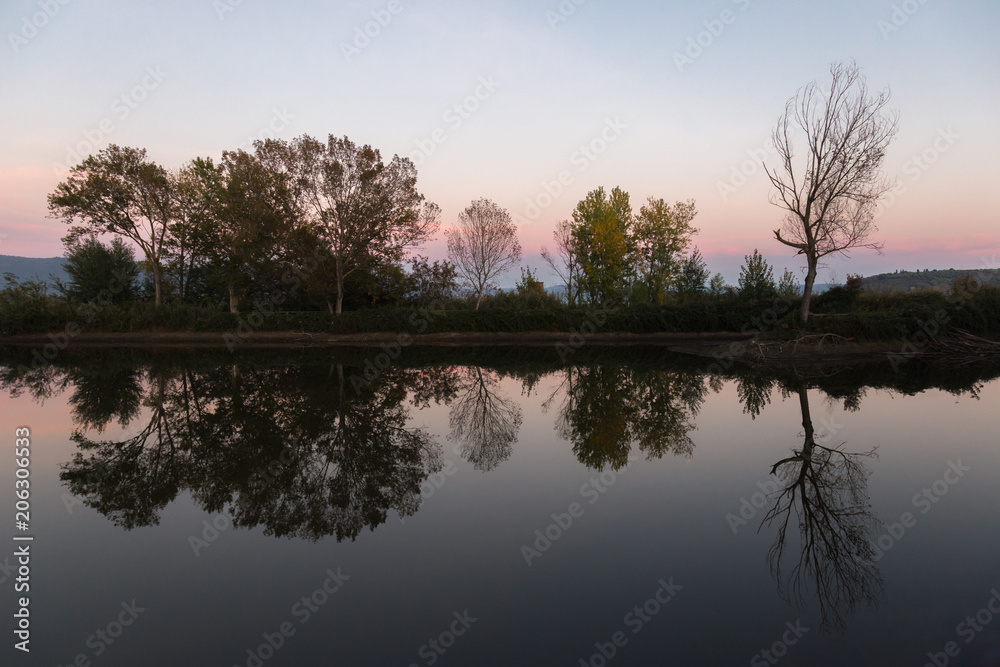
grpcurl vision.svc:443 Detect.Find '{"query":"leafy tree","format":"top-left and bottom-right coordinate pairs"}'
top-left (446, 198), bottom-right (521, 310)
top-left (766, 62), bottom-right (898, 322)
top-left (48, 145), bottom-right (173, 306)
top-left (279, 134), bottom-right (439, 314)
top-left (215, 149), bottom-right (299, 312)
top-left (708, 273), bottom-right (728, 297)
top-left (632, 198), bottom-right (698, 304)
top-left (515, 267), bottom-right (545, 296)
top-left (777, 268), bottom-right (801, 298)
top-left (572, 187), bottom-right (632, 306)
top-left (404, 255), bottom-right (457, 305)
top-left (169, 157), bottom-right (223, 302)
top-left (58, 236), bottom-right (139, 303)
top-left (738, 249), bottom-right (777, 300)
top-left (676, 247), bottom-right (710, 300)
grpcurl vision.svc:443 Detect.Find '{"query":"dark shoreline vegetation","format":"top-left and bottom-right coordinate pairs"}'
top-left (3, 282), bottom-right (1000, 360)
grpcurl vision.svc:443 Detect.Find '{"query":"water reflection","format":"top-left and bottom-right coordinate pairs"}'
top-left (1, 346), bottom-right (996, 641)
top-left (547, 364), bottom-right (705, 470)
top-left (448, 367), bottom-right (523, 471)
top-left (57, 363), bottom-right (454, 540)
top-left (760, 385), bottom-right (884, 631)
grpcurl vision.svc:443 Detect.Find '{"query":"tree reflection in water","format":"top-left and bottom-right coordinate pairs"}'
top-left (55, 362), bottom-right (453, 541)
top-left (448, 367), bottom-right (523, 472)
top-left (760, 385), bottom-right (884, 631)
top-left (547, 364), bottom-right (706, 470)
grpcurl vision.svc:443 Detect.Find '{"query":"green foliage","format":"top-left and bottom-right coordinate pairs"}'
top-left (572, 187), bottom-right (633, 306)
top-left (515, 267), bottom-right (545, 295)
top-left (777, 268), bottom-right (800, 298)
top-left (403, 255), bottom-right (457, 305)
top-left (708, 273), bottom-right (728, 296)
top-left (59, 237), bottom-right (139, 303)
top-left (675, 247), bottom-right (709, 301)
top-left (632, 198), bottom-right (698, 304)
top-left (738, 250), bottom-right (776, 301)
top-left (812, 275), bottom-right (863, 314)
top-left (48, 144), bottom-right (173, 306)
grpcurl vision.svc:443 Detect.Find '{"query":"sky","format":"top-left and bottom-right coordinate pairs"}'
top-left (1, 0), bottom-right (998, 284)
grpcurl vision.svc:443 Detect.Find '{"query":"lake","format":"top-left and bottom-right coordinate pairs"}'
top-left (1, 347), bottom-right (999, 666)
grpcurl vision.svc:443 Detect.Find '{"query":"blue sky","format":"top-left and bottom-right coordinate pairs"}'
top-left (2, 0), bottom-right (998, 283)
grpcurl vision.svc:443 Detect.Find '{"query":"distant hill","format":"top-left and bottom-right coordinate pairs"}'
top-left (0, 255), bottom-right (68, 290)
top-left (862, 268), bottom-right (1000, 293)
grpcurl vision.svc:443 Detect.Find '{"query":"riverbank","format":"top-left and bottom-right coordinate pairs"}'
top-left (0, 329), bottom-right (919, 365)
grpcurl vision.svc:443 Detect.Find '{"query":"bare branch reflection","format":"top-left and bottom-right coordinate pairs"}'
top-left (760, 386), bottom-right (884, 631)
top-left (448, 367), bottom-right (522, 471)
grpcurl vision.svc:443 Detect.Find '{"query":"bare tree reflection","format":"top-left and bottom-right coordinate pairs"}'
top-left (760, 386), bottom-right (884, 631)
top-left (448, 367), bottom-right (522, 471)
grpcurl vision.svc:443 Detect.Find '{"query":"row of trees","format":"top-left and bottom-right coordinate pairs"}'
top-left (45, 61), bottom-right (897, 322)
top-left (49, 137), bottom-right (439, 314)
top-left (541, 188), bottom-right (705, 307)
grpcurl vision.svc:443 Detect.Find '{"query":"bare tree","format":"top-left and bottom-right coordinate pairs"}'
top-left (446, 198), bottom-right (521, 309)
top-left (541, 219), bottom-right (580, 307)
top-left (765, 62), bottom-right (898, 322)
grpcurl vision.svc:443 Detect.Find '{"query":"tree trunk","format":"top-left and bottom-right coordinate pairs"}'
top-left (327, 300), bottom-right (335, 315)
top-left (153, 262), bottom-right (162, 308)
top-left (228, 285), bottom-right (239, 314)
top-left (475, 292), bottom-right (482, 311)
top-left (800, 256), bottom-right (818, 324)
top-left (335, 257), bottom-right (344, 316)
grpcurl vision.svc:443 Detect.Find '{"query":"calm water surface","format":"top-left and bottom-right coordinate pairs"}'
top-left (1, 348), bottom-right (999, 666)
